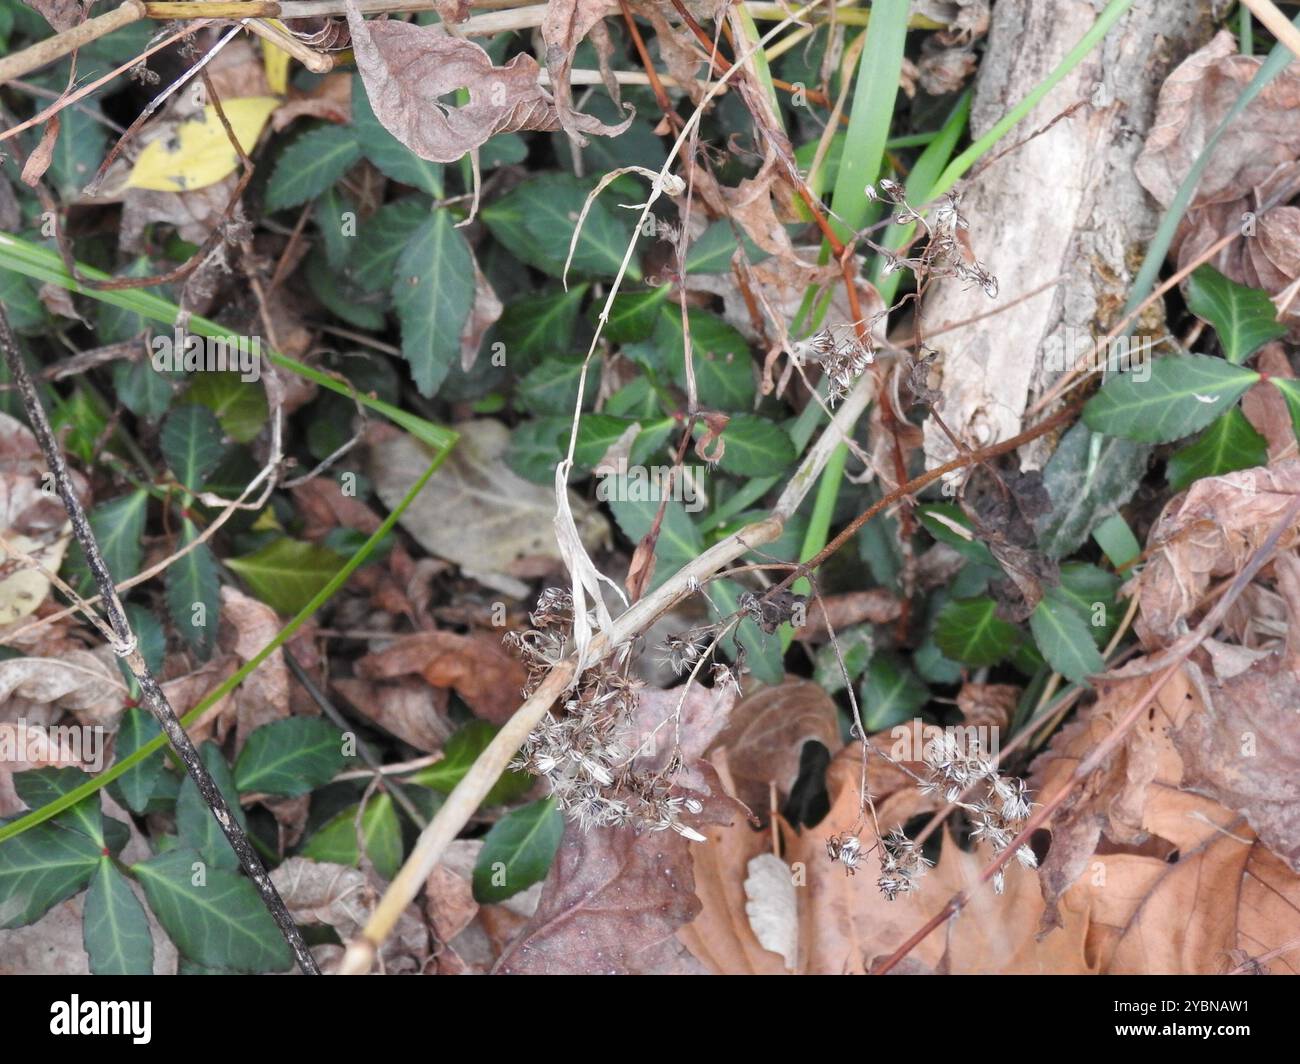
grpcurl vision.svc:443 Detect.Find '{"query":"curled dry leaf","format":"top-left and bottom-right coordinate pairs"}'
top-left (710, 677), bottom-right (840, 813)
top-left (331, 675), bottom-right (451, 754)
top-left (23, 0), bottom-right (81, 31)
top-left (1135, 31), bottom-right (1300, 215)
top-left (541, 0), bottom-right (625, 146)
top-left (628, 681), bottom-right (739, 781)
top-left (0, 720), bottom-right (95, 819)
top-left (955, 682), bottom-right (1019, 731)
top-left (271, 856), bottom-right (429, 973)
top-left (799, 590), bottom-right (902, 642)
top-left (344, 3), bottom-right (631, 164)
top-left (271, 73), bottom-right (354, 131)
top-left (0, 411), bottom-right (87, 626)
top-left (220, 586), bottom-right (291, 750)
top-left (460, 262), bottom-right (502, 371)
top-left (0, 650), bottom-right (124, 725)
top-left (1130, 458), bottom-right (1300, 647)
top-left (493, 818), bottom-right (709, 974)
top-left (1134, 30), bottom-right (1300, 322)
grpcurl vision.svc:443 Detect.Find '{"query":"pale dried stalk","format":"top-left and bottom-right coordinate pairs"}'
top-left (0, 1), bottom-right (144, 85)
top-left (1240, 0), bottom-right (1300, 61)
top-left (339, 0), bottom-right (842, 973)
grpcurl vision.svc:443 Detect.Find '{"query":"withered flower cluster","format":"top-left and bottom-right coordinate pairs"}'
top-left (504, 589), bottom-right (707, 841)
top-left (918, 732), bottom-right (1037, 895)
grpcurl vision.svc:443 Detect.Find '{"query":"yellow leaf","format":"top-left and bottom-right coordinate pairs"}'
top-left (250, 507), bottom-right (283, 533)
top-left (261, 31), bottom-right (291, 95)
top-left (126, 97), bottom-right (279, 193)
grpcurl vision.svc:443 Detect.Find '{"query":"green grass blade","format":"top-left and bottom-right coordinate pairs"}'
top-left (828, 0), bottom-right (911, 242)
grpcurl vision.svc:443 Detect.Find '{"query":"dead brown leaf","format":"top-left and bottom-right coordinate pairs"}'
top-left (354, 630), bottom-right (527, 724)
top-left (272, 856), bottom-right (429, 973)
top-left (24, 0), bottom-right (81, 31)
top-left (1169, 552), bottom-right (1300, 872)
top-left (344, 4), bottom-right (630, 164)
top-left (1130, 459), bottom-right (1300, 647)
top-left (682, 748), bottom-right (1092, 973)
top-left (1134, 30), bottom-right (1300, 323)
top-left (541, 0), bottom-right (625, 146)
top-left (1032, 665), bottom-right (1300, 973)
top-left (799, 590), bottom-right (901, 641)
top-left (331, 674), bottom-right (451, 754)
top-left (710, 677), bottom-right (841, 813)
top-left (493, 819), bottom-right (708, 974)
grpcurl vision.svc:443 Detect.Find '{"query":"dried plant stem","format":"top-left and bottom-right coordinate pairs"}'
top-left (870, 490), bottom-right (1300, 975)
top-left (1240, 0), bottom-right (1300, 60)
top-left (0, 1), bottom-right (144, 85)
top-left (0, 303), bottom-right (319, 977)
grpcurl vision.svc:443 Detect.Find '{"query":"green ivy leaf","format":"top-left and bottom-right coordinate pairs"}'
top-left (0, 822), bottom-right (101, 928)
top-left (710, 413), bottom-right (795, 476)
top-left (266, 125), bottom-right (362, 210)
top-left (1091, 513), bottom-right (1141, 568)
top-left (1269, 378), bottom-right (1300, 446)
top-left (166, 517), bottom-right (221, 660)
top-left (107, 708), bottom-right (169, 815)
top-left (574, 414), bottom-right (638, 469)
top-left (1030, 590), bottom-right (1105, 684)
top-left (684, 219), bottom-right (766, 273)
top-left (917, 503), bottom-right (997, 565)
top-left (1167, 408), bottom-right (1268, 491)
top-left (606, 488), bottom-right (703, 593)
top-left (14, 767), bottom-right (102, 845)
top-left (392, 210), bottom-right (475, 397)
top-left (301, 794), bottom-right (403, 881)
top-left (1082, 354), bottom-right (1259, 443)
top-left (934, 596), bottom-right (1021, 667)
top-left (1036, 422), bottom-right (1148, 558)
top-left (313, 185), bottom-right (355, 270)
top-left (1056, 562), bottom-right (1121, 646)
top-left (504, 417), bottom-right (569, 484)
top-left (162, 403), bottom-right (225, 491)
top-left (861, 653), bottom-right (929, 731)
top-left (83, 859), bottom-right (154, 975)
top-left (482, 174), bottom-right (638, 279)
top-left (225, 537), bottom-right (344, 616)
top-left (650, 309), bottom-right (756, 411)
top-left (495, 286), bottom-right (588, 370)
top-left (353, 197), bottom-right (431, 293)
top-left (113, 359), bottom-right (174, 421)
top-left (67, 490), bottom-right (148, 598)
top-left (177, 743), bottom-right (248, 869)
top-left (132, 849), bottom-right (293, 972)
top-left (351, 77), bottom-right (443, 195)
top-left (813, 626), bottom-right (873, 694)
top-left (472, 798), bottom-right (564, 903)
top-left (517, 356), bottom-right (600, 416)
top-left (185, 372), bottom-right (268, 444)
top-left (409, 720), bottom-right (532, 805)
top-left (233, 718), bottom-right (347, 797)
top-left (1186, 265), bottom-right (1286, 365)
top-left (601, 286), bottom-right (670, 343)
